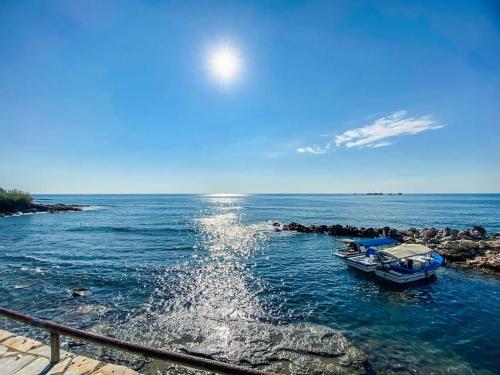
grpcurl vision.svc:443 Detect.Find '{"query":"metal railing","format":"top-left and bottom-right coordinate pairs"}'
top-left (0, 306), bottom-right (270, 375)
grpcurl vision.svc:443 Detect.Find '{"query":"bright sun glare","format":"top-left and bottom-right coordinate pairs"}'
top-left (207, 45), bottom-right (242, 85)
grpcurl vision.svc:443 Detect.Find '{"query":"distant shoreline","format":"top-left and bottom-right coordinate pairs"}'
top-left (0, 188), bottom-right (85, 217)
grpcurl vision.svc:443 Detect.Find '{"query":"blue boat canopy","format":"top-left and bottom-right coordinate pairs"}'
top-left (355, 237), bottom-right (398, 247)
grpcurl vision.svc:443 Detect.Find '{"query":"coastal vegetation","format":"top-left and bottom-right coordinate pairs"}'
top-left (0, 188), bottom-right (33, 213)
top-left (0, 187), bottom-right (82, 216)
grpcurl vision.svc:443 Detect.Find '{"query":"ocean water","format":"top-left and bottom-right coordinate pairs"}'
top-left (1, 194), bottom-right (499, 374)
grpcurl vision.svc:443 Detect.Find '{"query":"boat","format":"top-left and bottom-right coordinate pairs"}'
top-left (374, 244), bottom-right (445, 284)
top-left (345, 249), bottom-right (394, 272)
top-left (334, 237), bottom-right (398, 258)
top-left (343, 237), bottom-right (398, 272)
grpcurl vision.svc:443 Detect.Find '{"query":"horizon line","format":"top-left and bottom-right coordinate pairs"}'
top-left (30, 192), bottom-right (500, 195)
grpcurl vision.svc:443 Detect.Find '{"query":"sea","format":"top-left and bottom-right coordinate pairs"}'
top-left (0, 194), bottom-right (499, 374)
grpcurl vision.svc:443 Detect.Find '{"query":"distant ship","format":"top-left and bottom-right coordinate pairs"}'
top-left (353, 192), bottom-right (403, 195)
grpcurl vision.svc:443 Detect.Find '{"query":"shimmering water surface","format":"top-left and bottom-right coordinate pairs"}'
top-left (1, 194), bottom-right (500, 374)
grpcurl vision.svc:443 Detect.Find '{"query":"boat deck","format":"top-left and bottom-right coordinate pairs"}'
top-left (0, 329), bottom-right (140, 375)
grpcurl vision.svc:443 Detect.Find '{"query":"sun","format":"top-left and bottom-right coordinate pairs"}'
top-left (207, 45), bottom-right (242, 85)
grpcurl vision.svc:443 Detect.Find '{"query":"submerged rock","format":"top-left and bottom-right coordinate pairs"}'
top-left (157, 320), bottom-right (366, 374)
top-left (93, 315), bottom-right (368, 375)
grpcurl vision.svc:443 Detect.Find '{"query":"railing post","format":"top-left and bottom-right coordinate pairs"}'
top-left (50, 331), bottom-right (60, 364)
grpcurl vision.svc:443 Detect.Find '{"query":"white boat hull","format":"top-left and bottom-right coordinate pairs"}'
top-left (334, 251), bottom-right (362, 258)
top-left (345, 257), bottom-right (378, 272)
top-left (375, 268), bottom-right (437, 284)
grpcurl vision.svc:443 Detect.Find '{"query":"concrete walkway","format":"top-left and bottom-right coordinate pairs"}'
top-left (0, 329), bottom-right (140, 375)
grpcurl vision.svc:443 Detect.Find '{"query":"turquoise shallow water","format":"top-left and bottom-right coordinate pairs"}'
top-left (1, 194), bottom-right (500, 373)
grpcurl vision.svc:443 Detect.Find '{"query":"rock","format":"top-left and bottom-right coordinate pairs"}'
top-left (441, 227), bottom-right (452, 237)
top-left (72, 288), bottom-right (90, 297)
top-left (388, 228), bottom-right (400, 240)
top-left (421, 228), bottom-right (438, 239)
top-left (458, 230), bottom-right (473, 240)
top-left (1, 202), bottom-right (84, 217)
top-left (316, 225), bottom-right (328, 233)
top-left (426, 238), bottom-right (440, 245)
top-left (490, 239), bottom-right (500, 249)
top-left (328, 225), bottom-right (344, 235)
top-left (473, 225), bottom-right (487, 236)
top-left (467, 252), bottom-right (500, 272)
top-left (404, 229), bottom-right (418, 239)
top-left (440, 235), bottom-right (457, 242)
top-left (132, 318), bottom-right (368, 375)
top-left (345, 225), bottom-right (358, 236)
top-left (458, 239), bottom-right (478, 251)
top-left (366, 228), bottom-right (379, 238)
top-left (441, 241), bottom-right (460, 250)
top-left (478, 240), bottom-right (488, 249)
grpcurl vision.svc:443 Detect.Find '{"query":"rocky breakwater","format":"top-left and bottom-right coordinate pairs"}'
top-left (277, 222), bottom-right (500, 273)
top-left (0, 202), bottom-right (84, 217)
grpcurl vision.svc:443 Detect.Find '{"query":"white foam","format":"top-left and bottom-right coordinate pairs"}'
top-left (81, 205), bottom-right (106, 211)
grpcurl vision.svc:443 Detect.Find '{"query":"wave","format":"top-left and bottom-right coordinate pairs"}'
top-left (80, 205), bottom-right (107, 211)
top-left (3, 211), bottom-right (49, 217)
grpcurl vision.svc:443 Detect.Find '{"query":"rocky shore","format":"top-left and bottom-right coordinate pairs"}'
top-left (275, 222), bottom-right (500, 273)
top-left (90, 316), bottom-right (368, 374)
top-left (0, 202), bottom-right (83, 217)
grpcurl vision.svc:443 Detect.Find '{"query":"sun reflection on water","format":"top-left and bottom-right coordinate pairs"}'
top-left (101, 195), bottom-right (276, 348)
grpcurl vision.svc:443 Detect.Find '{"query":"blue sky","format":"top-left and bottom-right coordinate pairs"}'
top-left (1, 0), bottom-right (499, 193)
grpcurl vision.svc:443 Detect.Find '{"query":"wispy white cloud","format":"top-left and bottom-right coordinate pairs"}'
top-left (296, 146), bottom-right (327, 154)
top-left (335, 111), bottom-right (443, 149)
top-left (367, 141), bottom-right (392, 148)
top-left (296, 111), bottom-right (443, 155)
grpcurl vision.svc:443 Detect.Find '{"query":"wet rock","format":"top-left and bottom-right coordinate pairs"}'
top-left (72, 288), bottom-right (90, 297)
top-left (132, 318), bottom-right (368, 375)
top-left (473, 225), bottom-right (487, 236)
top-left (316, 225), bottom-right (328, 233)
top-left (68, 340), bottom-right (88, 348)
top-left (1, 202), bottom-right (84, 217)
top-left (361, 227), bottom-right (377, 237)
top-left (328, 225), bottom-right (344, 236)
